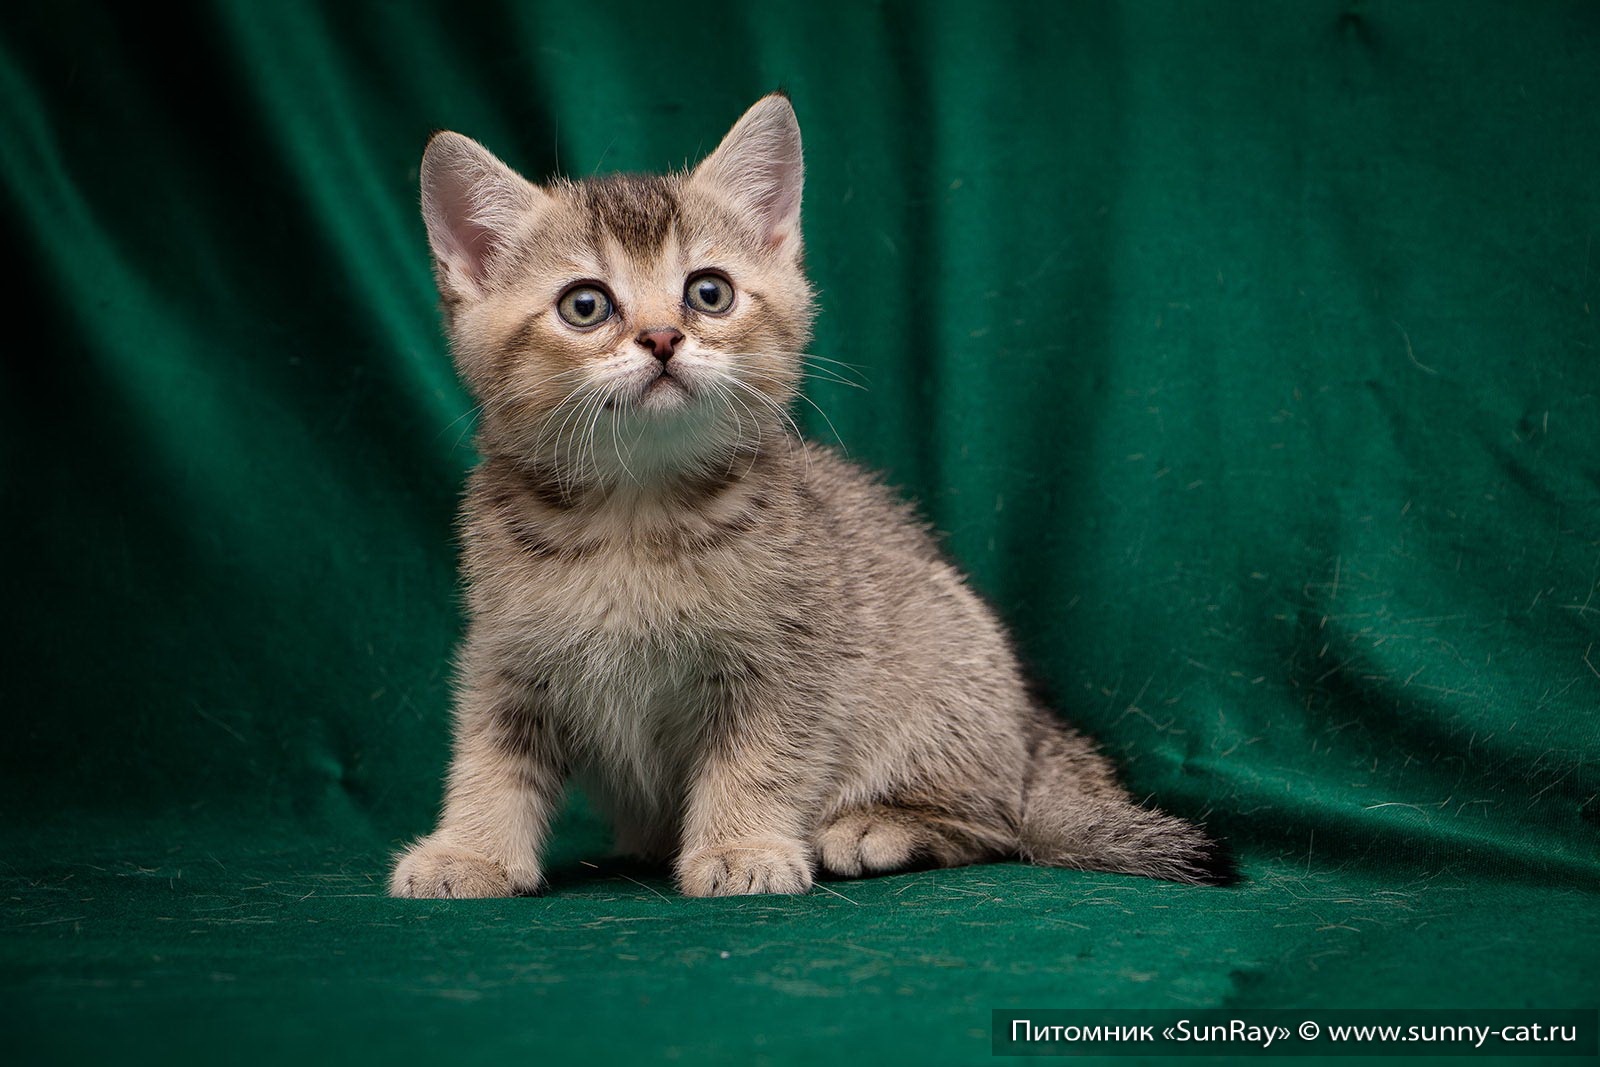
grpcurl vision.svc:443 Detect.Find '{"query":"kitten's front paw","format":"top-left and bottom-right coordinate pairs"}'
top-left (389, 837), bottom-right (528, 899)
top-left (814, 810), bottom-right (919, 877)
top-left (676, 838), bottom-right (813, 897)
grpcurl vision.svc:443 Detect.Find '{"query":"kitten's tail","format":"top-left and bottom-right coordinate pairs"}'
top-left (1016, 722), bottom-right (1236, 886)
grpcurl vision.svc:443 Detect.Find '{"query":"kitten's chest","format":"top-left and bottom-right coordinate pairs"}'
top-left (469, 457), bottom-right (788, 644)
top-left (551, 624), bottom-right (709, 776)
top-left (507, 543), bottom-right (748, 759)
top-left (528, 541), bottom-right (751, 638)
top-left (530, 566), bottom-right (728, 851)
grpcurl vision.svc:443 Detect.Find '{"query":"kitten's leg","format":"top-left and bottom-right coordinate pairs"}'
top-left (389, 667), bottom-right (565, 898)
top-left (812, 803), bottom-right (1007, 878)
top-left (675, 704), bottom-right (821, 897)
top-left (1017, 721), bottom-right (1231, 885)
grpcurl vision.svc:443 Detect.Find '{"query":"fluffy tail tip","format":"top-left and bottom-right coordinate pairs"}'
top-left (1182, 833), bottom-right (1241, 886)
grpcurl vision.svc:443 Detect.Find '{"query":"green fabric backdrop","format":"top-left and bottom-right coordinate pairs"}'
top-left (3, 1), bottom-right (1597, 1063)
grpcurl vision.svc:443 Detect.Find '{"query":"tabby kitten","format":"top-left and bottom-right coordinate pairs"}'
top-left (390, 94), bottom-right (1226, 898)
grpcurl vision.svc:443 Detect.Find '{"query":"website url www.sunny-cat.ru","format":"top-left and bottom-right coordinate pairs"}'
top-left (990, 1009), bottom-right (1596, 1056)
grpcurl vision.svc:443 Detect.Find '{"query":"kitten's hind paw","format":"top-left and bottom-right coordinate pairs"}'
top-left (676, 838), bottom-right (813, 897)
top-left (389, 837), bottom-right (528, 898)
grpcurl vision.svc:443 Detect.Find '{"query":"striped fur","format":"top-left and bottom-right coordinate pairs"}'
top-left (390, 95), bottom-right (1228, 899)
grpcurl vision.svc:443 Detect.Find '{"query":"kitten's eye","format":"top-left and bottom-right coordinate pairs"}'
top-left (684, 271), bottom-right (735, 315)
top-left (557, 284), bottom-right (614, 328)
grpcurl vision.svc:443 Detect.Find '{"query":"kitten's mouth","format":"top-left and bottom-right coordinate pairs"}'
top-left (602, 368), bottom-right (691, 412)
top-left (639, 368), bottom-right (691, 405)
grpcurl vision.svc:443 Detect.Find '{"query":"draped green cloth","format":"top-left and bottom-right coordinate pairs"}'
top-left (4, 2), bottom-right (1596, 1063)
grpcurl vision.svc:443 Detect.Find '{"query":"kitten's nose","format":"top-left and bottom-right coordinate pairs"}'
top-left (636, 328), bottom-right (684, 363)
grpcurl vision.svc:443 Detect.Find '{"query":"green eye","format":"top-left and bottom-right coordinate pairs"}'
top-left (684, 271), bottom-right (735, 314)
top-left (557, 284), bottom-right (614, 328)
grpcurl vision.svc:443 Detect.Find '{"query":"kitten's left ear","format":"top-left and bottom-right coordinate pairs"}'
top-left (420, 131), bottom-right (545, 300)
top-left (692, 93), bottom-right (804, 250)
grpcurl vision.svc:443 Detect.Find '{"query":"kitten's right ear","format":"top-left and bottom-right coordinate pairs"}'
top-left (420, 132), bottom-right (543, 299)
top-left (692, 94), bottom-right (804, 250)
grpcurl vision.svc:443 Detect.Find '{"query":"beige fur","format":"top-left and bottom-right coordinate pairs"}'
top-left (389, 94), bottom-right (1227, 899)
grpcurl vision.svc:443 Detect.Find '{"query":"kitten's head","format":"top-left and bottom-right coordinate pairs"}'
top-left (421, 94), bottom-right (814, 485)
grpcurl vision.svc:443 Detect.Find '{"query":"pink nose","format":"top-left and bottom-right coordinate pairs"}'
top-left (636, 328), bottom-right (684, 362)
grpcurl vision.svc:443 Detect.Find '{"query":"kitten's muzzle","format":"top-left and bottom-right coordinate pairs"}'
top-left (636, 328), bottom-right (684, 363)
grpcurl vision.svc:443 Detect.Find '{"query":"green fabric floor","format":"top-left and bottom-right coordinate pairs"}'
top-left (3, 2), bottom-right (1597, 1063)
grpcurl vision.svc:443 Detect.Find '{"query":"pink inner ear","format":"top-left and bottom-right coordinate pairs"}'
top-left (743, 144), bottom-right (803, 245)
top-left (745, 155), bottom-right (802, 247)
top-left (764, 180), bottom-right (802, 247)
top-left (438, 196), bottom-right (498, 280)
top-left (425, 170), bottom-right (499, 284)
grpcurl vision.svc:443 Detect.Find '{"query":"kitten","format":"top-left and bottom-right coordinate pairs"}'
top-left (389, 93), bottom-right (1227, 898)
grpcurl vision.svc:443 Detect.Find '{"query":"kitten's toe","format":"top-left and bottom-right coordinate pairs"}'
top-left (677, 839), bottom-right (813, 897)
top-left (815, 811), bottom-right (918, 877)
top-left (389, 837), bottom-right (521, 898)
